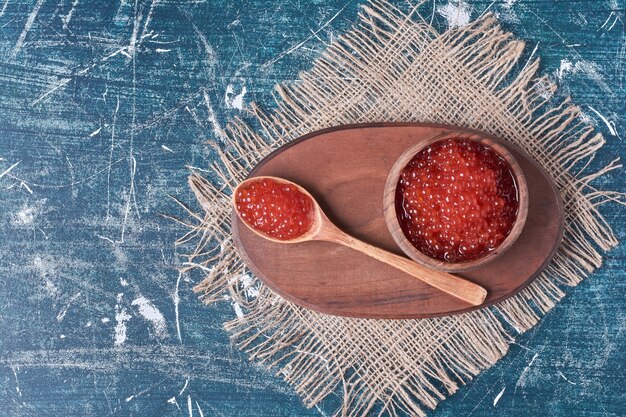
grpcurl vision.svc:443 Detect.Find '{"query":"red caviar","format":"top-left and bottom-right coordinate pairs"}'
top-left (396, 138), bottom-right (519, 263)
top-left (235, 178), bottom-right (313, 240)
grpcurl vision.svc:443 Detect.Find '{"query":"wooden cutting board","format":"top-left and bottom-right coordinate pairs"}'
top-left (232, 123), bottom-right (563, 319)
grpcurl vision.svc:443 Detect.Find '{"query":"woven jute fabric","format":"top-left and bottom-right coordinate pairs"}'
top-left (177, 2), bottom-right (623, 416)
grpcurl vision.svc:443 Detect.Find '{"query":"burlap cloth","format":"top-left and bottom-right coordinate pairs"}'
top-left (178, 2), bottom-right (624, 416)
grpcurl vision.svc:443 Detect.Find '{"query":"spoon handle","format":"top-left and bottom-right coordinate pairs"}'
top-left (323, 231), bottom-right (488, 306)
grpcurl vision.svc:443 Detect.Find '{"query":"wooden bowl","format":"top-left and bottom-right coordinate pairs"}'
top-left (383, 131), bottom-right (529, 273)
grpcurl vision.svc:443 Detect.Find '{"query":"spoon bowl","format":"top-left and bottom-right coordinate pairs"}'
top-left (232, 176), bottom-right (323, 244)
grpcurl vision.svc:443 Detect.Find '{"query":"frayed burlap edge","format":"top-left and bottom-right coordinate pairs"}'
top-left (175, 2), bottom-right (625, 416)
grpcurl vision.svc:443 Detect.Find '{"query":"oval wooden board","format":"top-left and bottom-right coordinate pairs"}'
top-left (233, 123), bottom-right (564, 319)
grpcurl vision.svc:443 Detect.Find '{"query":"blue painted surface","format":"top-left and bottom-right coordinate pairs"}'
top-left (0, 1), bottom-right (623, 416)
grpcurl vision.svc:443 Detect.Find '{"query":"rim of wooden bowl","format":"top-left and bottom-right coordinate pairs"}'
top-left (383, 131), bottom-right (529, 273)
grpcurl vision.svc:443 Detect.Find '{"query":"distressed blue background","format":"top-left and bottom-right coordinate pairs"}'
top-left (0, 0), bottom-right (624, 416)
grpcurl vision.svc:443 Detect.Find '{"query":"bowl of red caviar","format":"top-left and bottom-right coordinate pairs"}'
top-left (384, 132), bottom-right (529, 272)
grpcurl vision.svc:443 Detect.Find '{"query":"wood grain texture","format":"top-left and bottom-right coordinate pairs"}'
top-left (235, 124), bottom-right (561, 318)
top-left (0, 1), bottom-right (623, 416)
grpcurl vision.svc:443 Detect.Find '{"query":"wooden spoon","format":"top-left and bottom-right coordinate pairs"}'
top-left (233, 176), bottom-right (488, 306)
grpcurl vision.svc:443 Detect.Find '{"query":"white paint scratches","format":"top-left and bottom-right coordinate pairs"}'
top-left (519, 42), bottom-right (540, 76)
top-left (110, 248), bottom-right (126, 270)
top-left (118, 154), bottom-right (140, 244)
top-left (131, 296), bottom-right (168, 338)
top-left (0, 161), bottom-right (20, 180)
top-left (497, 0), bottom-right (519, 23)
top-left (437, 1), bottom-right (472, 29)
top-left (12, 199), bottom-right (47, 224)
top-left (599, 12), bottom-right (621, 32)
top-left (178, 376), bottom-right (189, 396)
top-left (185, 165), bottom-right (212, 175)
top-left (588, 106), bottom-right (620, 138)
top-left (101, 317), bottom-right (110, 324)
top-left (262, 3), bottom-right (348, 68)
top-left (128, 0), bottom-right (141, 57)
top-left (161, 144), bottom-right (174, 153)
top-left (187, 395), bottom-right (193, 417)
top-left (14, 205), bottom-right (37, 225)
top-left (203, 90), bottom-right (225, 142)
top-left (33, 256), bottom-right (58, 297)
top-left (557, 59), bottom-right (574, 79)
top-left (534, 77), bottom-right (555, 100)
top-left (1, 346), bottom-right (293, 394)
top-left (493, 386), bottom-right (506, 406)
top-left (140, 0), bottom-right (159, 40)
top-left (32, 32), bottom-right (156, 106)
top-left (196, 401), bottom-right (205, 417)
top-left (606, 16), bottom-right (620, 32)
top-left (238, 274), bottom-right (260, 299)
top-left (516, 353), bottom-right (539, 387)
top-left (125, 385), bottom-right (152, 402)
top-left (11, 366), bottom-right (24, 403)
top-left (106, 96), bottom-right (120, 221)
top-left (156, 48), bottom-right (171, 53)
top-left (31, 78), bottom-right (71, 106)
top-left (185, 105), bottom-right (202, 127)
top-left (89, 127), bottom-right (102, 137)
top-left (600, 12), bottom-right (614, 29)
top-left (190, 22), bottom-right (219, 73)
top-left (167, 397), bottom-right (180, 410)
top-left (120, 277), bottom-right (129, 287)
top-left (315, 405), bottom-right (330, 417)
top-left (62, 0), bottom-right (80, 30)
top-left (11, 0), bottom-right (45, 58)
top-left (11, 367), bottom-right (21, 395)
top-left (232, 302), bottom-right (244, 318)
top-left (556, 59), bottom-right (611, 93)
top-left (59, 334), bottom-right (66, 339)
top-left (225, 84), bottom-right (247, 110)
top-left (114, 293), bottom-right (131, 346)
top-left (0, 0), bottom-right (10, 17)
top-left (56, 292), bottom-right (82, 322)
top-left (86, 321), bottom-right (92, 327)
top-left (20, 182), bottom-right (33, 194)
top-left (557, 370), bottom-right (577, 385)
top-left (65, 156), bottom-right (77, 199)
top-left (173, 272), bottom-right (183, 343)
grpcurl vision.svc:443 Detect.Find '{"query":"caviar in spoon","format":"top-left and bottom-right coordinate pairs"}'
top-left (234, 177), bottom-right (314, 241)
